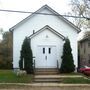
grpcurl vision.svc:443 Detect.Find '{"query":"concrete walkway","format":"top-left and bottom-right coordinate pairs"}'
top-left (34, 75), bottom-right (83, 78)
top-left (1, 83), bottom-right (90, 86)
top-left (0, 83), bottom-right (90, 90)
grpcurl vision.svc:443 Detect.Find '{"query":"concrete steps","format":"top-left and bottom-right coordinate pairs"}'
top-left (34, 74), bottom-right (83, 83)
top-left (34, 75), bottom-right (61, 83)
top-left (34, 68), bottom-right (59, 75)
top-left (34, 68), bottom-right (61, 83)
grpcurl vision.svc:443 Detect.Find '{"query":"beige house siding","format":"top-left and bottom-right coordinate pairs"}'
top-left (79, 39), bottom-right (90, 67)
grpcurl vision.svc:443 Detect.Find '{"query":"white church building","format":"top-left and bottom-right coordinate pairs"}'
top-left (10, 5), bottom-right (81, 69)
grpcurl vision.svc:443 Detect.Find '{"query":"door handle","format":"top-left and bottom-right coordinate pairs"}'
top-left (45, 56), bottom-right (47, 60)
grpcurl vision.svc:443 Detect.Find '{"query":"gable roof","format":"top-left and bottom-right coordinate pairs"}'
top-left (28, 25), bottom-right (65, 40)
top-left (9, 5), bottom-right (81, 33)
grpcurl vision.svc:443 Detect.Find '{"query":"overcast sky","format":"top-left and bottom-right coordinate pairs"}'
top-left (0, 0), bottom-right (71, 31)
top-left (0, 0), bottom-right (84, 40)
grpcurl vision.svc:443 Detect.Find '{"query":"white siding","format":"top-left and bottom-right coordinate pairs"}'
top-left (31, 29), bottom-right (64, 68)
top-left (13, 8), bottom-right (78, 68)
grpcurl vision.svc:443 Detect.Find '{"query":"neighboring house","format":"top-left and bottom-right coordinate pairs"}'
top-left (10, 5), bottom-right (81, 70)
top-left (79, 34), bottom-right (90, 67)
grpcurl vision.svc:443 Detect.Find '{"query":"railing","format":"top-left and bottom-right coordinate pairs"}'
top-left (57, 60), bottom-right (59, 70)
top-left (33, 57), bottom-right (35, 74)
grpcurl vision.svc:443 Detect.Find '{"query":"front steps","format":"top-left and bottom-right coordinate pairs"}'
top-left (34, 68), bottom-right (59, 75)
top-left (34, 75), bottom-right (61, 83)
top-left (34, 68), bottom-right (61, 83)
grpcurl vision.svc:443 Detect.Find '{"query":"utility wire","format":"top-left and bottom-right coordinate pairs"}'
top-left (0, 9), bottom-right (90, 20)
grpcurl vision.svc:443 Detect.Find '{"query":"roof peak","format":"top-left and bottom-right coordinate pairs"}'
top-left (10, 5), bottom-right (81, 33)
top-left (29, 25), bottom-right (65, 40)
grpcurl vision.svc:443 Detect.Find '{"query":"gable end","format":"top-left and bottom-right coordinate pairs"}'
top-left (28, 25), bottom-right (65, 40)
top-left (9, 5), bottom-right (81, 33)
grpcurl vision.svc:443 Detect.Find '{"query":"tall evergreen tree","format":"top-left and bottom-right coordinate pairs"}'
top-left (60, 38), bottom-right (75, 73)
top-left (19, 37), bottom-right (33, 74)
top-left (0, 31), bottom-right (13, 69)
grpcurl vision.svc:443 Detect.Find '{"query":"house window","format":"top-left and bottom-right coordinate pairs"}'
top-left (49, 48), bottom-right (51, 54)
top-left (43, 48), bottom-right (45, 54)
top-left (88, 41), bottom-right (90, 47)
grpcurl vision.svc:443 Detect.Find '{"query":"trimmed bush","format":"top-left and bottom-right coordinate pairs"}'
top-left (19, 37), bottom-right (33, 74)
top-left (60, 38), bottom-right (75, 73)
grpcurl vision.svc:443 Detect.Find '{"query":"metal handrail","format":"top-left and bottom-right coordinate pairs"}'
top-left (57, 60), bottom-right (59, 70)
top-left (33, 59), bottom-right (35, 73)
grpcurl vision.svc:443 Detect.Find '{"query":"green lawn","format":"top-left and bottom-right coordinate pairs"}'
top-left (60, 72), bottom-right (82, 75)
top-left (60, 73), bottom-right (90, 84)
top-left (0, 70), bottom-right (33, 83)
top-left (0, 70), bottom-right (90, 84)
top-left (61, 77), bottom-right (90, 84)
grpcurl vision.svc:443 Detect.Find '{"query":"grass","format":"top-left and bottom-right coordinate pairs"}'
top-left (0, 70), bottom-right (33, 83)
top-left (0, 70), bottom-right (90, 89)
top-left (61, 77), bottom-right (90, 84)
top-left (0, 70), bottom-right (90, 84)
top-left (60, 72), bottom-right (90, 84)
top-left (60, 72), bottom-right (82, 75)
